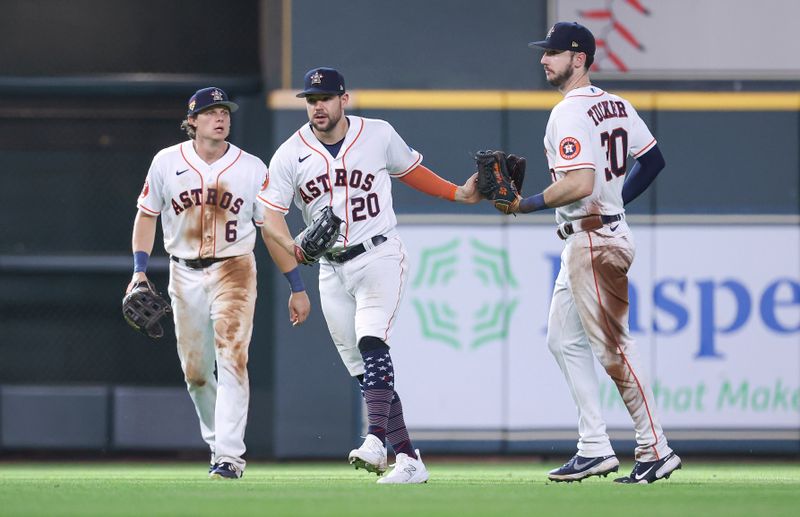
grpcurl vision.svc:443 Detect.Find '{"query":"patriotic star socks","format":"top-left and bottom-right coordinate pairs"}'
top-left (361, 348), bottom-right (393, 443)
top-left (358, 348), bottom-right (417, 459)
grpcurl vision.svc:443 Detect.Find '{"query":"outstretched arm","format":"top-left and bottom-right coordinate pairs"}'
top-left (517, 168), bottom-right (595, 213)
top-left (399, 165), bottom-right (481, 204)
top-left (622, 145), bottom-right (665, 206)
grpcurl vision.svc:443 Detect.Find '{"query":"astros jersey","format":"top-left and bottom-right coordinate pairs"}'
top-left (137, 141), bottom-right (267, 258)
top-left (258, 116), bottom-right (422, 250)
top-left (544, 85), bottom-right (656, 224)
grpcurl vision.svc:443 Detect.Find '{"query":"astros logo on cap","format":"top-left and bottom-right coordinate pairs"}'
top-left (211, 89), bottom-right (223, 101)
top-left (559, 137), bottom-right (581, 160)
top-left (310, 71), bottom-right (323, 85)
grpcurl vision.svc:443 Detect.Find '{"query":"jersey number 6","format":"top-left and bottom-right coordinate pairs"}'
top-left (225, 220), bottom-right (237, 242)
top-left (601, 128), bottom-right (628, 181)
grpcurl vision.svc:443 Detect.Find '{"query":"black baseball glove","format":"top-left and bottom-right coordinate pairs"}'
top-left (475, 150), bottom-right (526, 214)
top-left (122, 280), bottom-right (172, 339)
top-left (294, 206), bottom-right (343, 265)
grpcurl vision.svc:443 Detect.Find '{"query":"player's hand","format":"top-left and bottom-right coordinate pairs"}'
top-left (494, 194), bottom-right (522, 215)
top-left (455, 172), bottom-right (481, 204)
top-left (288, 291), bottom-right (311, 326)
top-left (126, 272), bottom-right (149, 294)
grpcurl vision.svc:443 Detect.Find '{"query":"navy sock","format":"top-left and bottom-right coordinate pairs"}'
top-left (356, 378), bottom-right (417, 459)
top-left (361, 348), bottom-right (395, 444)
top-left (386, 392), bottom-right (416, 459)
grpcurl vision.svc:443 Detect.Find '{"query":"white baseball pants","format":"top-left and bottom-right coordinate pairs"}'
top-left (168, 253), bottom-right (256, 471)
top-left (547, 221), bottom-right (672, 462)
top-left (318, 236), bottom-right (408, 376)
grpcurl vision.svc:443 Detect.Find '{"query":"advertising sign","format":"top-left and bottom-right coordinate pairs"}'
top-left (390, 224), bottom-right (800, 432)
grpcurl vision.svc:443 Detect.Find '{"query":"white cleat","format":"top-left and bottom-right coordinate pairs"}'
top-left (377, 449), bottom-right (429, 484)
top-left (348, 434), bottom-right (388, 475)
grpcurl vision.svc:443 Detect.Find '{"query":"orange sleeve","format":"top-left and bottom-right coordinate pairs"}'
top-left (398, 165), bottom-right (457, 201)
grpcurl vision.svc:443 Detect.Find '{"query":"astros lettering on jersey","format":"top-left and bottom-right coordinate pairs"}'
top-left (258, 116), bottom-right (421, 249)
top-left (137, 141), bottom-right (267, 258)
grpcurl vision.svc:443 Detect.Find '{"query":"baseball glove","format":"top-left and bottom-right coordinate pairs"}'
top-left (475, 150), bottom-right (526, 214)
top-left (122, 280), bottom-right (172, 339)
top-left (294, 206), bottom-right (343, 265)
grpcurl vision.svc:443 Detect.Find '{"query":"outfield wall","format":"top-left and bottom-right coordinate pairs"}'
top-left (387, 221), bottom-right (799, 453)
top-left (1, 0), bottom-right (798, 458)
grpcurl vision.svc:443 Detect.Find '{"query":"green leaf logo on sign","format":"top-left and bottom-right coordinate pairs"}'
top-left (411, 238), bottom-right (518, 350)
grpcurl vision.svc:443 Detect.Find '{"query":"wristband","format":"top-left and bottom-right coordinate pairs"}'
top-left (284, 267), bottom-right (306, 293)
top-left (519, 192), bottom-right (547, 213)
top-left (133, 251), bottom-right (149, 273)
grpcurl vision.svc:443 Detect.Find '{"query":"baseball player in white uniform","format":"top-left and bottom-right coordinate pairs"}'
top-left (500, 23), bottom-right (679, 483)
top-left (129, 87), bottom-right (272, 480)
top-left (259, 67), bottom-right (480, 484)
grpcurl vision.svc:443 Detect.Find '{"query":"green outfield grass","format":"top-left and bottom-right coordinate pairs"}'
top-left (0, 460), bottom-right (798, 516)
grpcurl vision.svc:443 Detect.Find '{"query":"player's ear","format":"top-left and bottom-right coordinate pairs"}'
top-left (340, 92), bottom-right (349, 108)
top-left (574, 51), bottom-right (587, 69)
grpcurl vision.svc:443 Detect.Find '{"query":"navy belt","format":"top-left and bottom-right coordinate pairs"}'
top-left (171, 256), bottom-right (234, 269)
top-left (560, 214), bottom-right (623, 237)
top-left (325, 235), bottom-right (387, 264)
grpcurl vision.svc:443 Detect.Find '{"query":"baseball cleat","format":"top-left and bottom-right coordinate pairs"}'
top-left (377, 449), bottom-right (429, 484)
top-left (348, 434), bottom-right (388, 475)
top-left (614, 452), bottom-right (682, 484)
top-left (209, 462), bottom-right (243, 480)
top-left (548, 454), bottom-right (620, 482)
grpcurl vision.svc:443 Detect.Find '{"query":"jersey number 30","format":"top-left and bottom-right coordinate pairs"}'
top-left (601, 128), bottom-right (628, 181)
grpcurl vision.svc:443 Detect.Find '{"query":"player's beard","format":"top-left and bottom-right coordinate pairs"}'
top-left (547, 65), bottom-right (574, 88)
top-left (311, 109), bottom-right (342, 133)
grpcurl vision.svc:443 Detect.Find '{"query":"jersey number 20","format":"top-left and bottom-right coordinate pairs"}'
top-left (351, 193), bottom-right (380, 221)
top-left (601, 128), bottom-right (628, 181)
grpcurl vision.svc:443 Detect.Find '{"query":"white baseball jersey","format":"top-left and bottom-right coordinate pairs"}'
top-left (544, 86), bottom-right (672, 463)
top-left (137, 141), bottom-right (267, 258)
top-left (544, 85), bottom-right (656, 224)
top-left (257, 116), bottom-right (421, 250)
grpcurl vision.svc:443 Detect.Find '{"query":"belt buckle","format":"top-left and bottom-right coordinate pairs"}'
top-left (326, 250), bottom-right (345, 263)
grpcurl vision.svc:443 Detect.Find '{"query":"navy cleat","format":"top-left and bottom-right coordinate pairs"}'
top-left (548, 454), bottom-right (620, 482)
top-left (209, 462), bottom-right (243, 480)
top-left (614, 452), bottom-right (682, 484)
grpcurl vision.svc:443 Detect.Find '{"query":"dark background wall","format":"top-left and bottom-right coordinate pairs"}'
top-left (2, 0), bottom-right (261, 76)
top-left (288, 0), bottom-right (548, 90)
top-left (0, 0), bottom-right (797, 458)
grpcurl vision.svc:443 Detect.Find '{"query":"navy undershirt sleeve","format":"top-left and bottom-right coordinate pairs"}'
top-left (622, 145), bottom-right (665, 206)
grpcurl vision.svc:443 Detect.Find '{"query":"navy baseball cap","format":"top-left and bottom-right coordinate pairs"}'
top-left (296, 67), bottom-right (346, 98)
top-left (529, 22), bottom-right (596, 57)
top-left (187, 87), bottom-right (238, 116)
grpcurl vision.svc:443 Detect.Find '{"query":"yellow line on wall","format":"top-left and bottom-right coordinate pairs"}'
top-left (269, 89), bottom-right (800, 111)
top-left (654, 92), bottom-right (800, 110)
